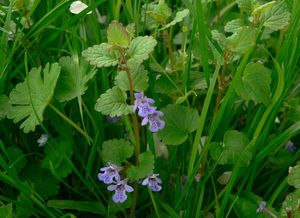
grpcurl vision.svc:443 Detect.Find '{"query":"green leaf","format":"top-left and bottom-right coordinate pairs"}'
top-left (0, 95), bottom-right (10, 120)
top-left (162, 9), bottom-right (189, 30)
top-left (94, 86), bottom-right (133, 116)
top-left (0, 204), bottom-right (13, 218)
top-left (235, 62), bottom-right (272, 105)
top-left (55, 56), bottom-right (95, 102)
top-left (82, 43), bottom-right (119, 68)
top-left (127, 36), bottom-right (157, 65)
top-left (224, 19), bottom-right (244, 33)
top-left (154, 74), bottom-right (179, 94)
top-left (21, 164), bottom-right (59, 199)
top-left (211, 30), bottom-right (227, 49)
top-left (280, 190), bottom-right (300, 217)
top-left (235, 0), bottom-right (256, 14)
top-left (107, 20), bottom-right (131, 48)
top-left (232, 193), bottom-right (268, 218)
top-left (16, 192), bottom-right (34, 218)
top-left (42, 137), bottom-right (73, 179)
top-left (288, 163), bottom-right (300, 189)
top-left (157, 104), bottom-right (200, 145)
top-left (211, 130), bottom-right (252, 166)
top-left (114, 64), bottom-right (149, 92)
top-left (259, 1), bottom-right (291, 31)
top-left (47, 200), bottom-right (106, 215)
top-left (142, 0), bottom-right (172, 29)
top-left (7, 63), bottom-right (61, 133)
top-left (6, 147), bottom-right (27, 173)
top-left (226, 27), bottom-right (256, 54)
top-left (127, 151), bottom-right (154, 181)
top-left (102, 139), bottom-right (134, 165)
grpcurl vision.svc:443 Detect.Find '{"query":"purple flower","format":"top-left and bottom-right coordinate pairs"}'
top-left (285, 141), bottom-right (297, 153)
top-left (256, 201), bottom-right (266, 213)
top-left (133, 92), bottom-right (155, 114)
top-left (142, 174), bottom-right (162, 192)
top-left (37, 134), bottom-right (49, 147)
top-left (98, 163), bottom-right (121, 184)
top-left (138, 104), bottom-right (157, 117)
top-left (107, 179), bottom-right (134, 203)
top-left (141, 111), bottom-right (165, 132)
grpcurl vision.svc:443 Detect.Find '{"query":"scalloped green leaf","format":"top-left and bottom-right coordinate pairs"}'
top-left (157, 104), bottom-right (199, 145)
top-left (42, 137), bottom-right (73, 179)
top-left (0, 95), bottom-right (10, 120)
top-left (82, 43), bottom-right (119, 68)
top-left (259, 1), bottom-right (291, 31)
top-left (114, 64), bottom-right (149, 92)
top-left (102, 139), bottom-right (134, 165)
top-left (288, 163), bottom-right (300, 189)
top-left (161, 9), bottom-right (189, 30)
top-left (235, 62), bottom-right (271, 105)
top-left (235, 0), bottom-right (256, 14)
top-left (280, 190), bottom-right (300, 217)
top-left (211, 30), bottom-right (227, 49)
top-left (226, 27), bottom-right (256, 54)
top-left (94, 86), bottom-right (133, 116)
top-left (127, 36), bottom-right (157, 65)
top-left (107, 20), bottom-right (131, 48)
top-left (224, 19), bottom-right (244, 33)
top-left (142, 0), bottom-right (172, 29)
top-left (7, 63), bottom-right (61, 133)
top-left (55, 56), bottom-right (95, 102)
top-left (211, 130), bottom-right (252, 166)
top-left (127, 151), bottom-right (154, 181)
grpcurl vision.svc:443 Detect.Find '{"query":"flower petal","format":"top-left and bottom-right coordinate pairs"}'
top-left (69, 1), bottom-right (92, 14)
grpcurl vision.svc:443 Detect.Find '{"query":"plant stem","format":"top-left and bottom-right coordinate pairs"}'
top-left (49, 104), bottom-right (93, 143)
top-left (212, 52), bottom-right (229, 123)
top-left (123, 66), bottom-right (141, 218)
top-left (124, 67), bottom-right (141, 166)
top-left (164, 30), bottom-right (175, 70)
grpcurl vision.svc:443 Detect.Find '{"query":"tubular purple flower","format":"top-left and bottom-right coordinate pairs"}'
top-left (138, 104), bottom-right (156, 117)
top-left (142, 174), bottom-right (162, 192)
top-left (133, 92), bottom-right (155, 112)
top-left (141, 111), bottom-right (165, 132)
top-left (256, 201), bottom-right (266, 213)
top-left (107, 179), bottom-right (134, 203)
top-left (98, 163), bottom-right (121, 184)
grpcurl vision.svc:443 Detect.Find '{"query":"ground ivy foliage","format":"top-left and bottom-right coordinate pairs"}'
top-left (157, 104), bottom-right (199, 145)
top-left (210, 130), bottom-right (252, 166)
top-left (235, 62), bottom-right (272, 105)
top-left (101, 139), bottom-right (134, 165)
top-left (83, 20), bottom-right (157, 117)
top-left (127, 151), bottom-right (154, 181)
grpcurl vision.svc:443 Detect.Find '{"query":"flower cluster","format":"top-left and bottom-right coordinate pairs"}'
top-left (98, 163), bottom-right (162, 203)
top-left (133, 92), bottom-right (165, 132)
top-left (98, 163), bottom-right (133, 203)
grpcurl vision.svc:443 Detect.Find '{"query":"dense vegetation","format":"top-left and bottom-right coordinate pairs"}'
top-left (0, 0), bottom-right (300, 217)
